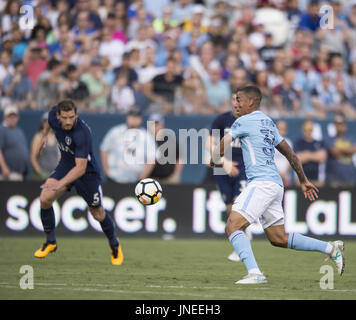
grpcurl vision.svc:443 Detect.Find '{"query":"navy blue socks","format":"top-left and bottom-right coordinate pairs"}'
top-left (100, 212), bottom-right (119, 248)
top-left (40, 207), bottom-right (56, 244)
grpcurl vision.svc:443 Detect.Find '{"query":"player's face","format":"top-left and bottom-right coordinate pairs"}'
top-left (235, 92), bottom-right (251, 118)
top-left (57, 109), bottom-right (78, 131)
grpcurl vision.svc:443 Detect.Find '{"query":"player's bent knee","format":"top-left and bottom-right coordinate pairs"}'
top-left (225, 211), bottom-right (250, 236)
top-left (40, 193), bottom-right (54, 209)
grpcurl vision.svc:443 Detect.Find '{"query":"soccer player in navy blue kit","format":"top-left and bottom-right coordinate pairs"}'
top-left (34, 100), bottom-right (123, 265)
top-left (206, 93), bottom-right (251, 262)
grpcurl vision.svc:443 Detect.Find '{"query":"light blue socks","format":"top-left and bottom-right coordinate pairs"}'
top-left (288, 232), bottom-right (330, 253)
top-left (229, 230), bottom-right (261, 274)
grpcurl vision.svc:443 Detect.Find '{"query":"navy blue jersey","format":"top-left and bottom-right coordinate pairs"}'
top-left (48, 106), bottom-right (101, 175)
top-left (210, 111), bottom-right (245, 174)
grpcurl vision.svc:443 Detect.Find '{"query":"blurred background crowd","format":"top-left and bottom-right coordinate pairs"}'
top-left (1, 0), bottom-right (356, 117)
top-left (0, 0), bottom-right (355, 186)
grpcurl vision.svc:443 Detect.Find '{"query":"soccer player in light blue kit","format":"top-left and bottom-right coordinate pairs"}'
top-left (211, 86), bottom-right (345, 284)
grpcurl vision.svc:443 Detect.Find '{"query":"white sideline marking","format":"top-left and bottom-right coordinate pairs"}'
top-left (1, 282), bottom-right (356, 296)
top-left (0, 283), bottom-right (217, 298)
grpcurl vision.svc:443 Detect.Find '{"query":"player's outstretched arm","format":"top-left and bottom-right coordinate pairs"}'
top-left (276, 139), bottom-right (319, 201)
top-left (210, 134), bottom-right (234, 167)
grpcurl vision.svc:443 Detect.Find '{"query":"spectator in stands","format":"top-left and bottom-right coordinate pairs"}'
top-left (175, 68), bottom-right (208, 114)
top-left (10, 27), bottom-right (28, 64)
top-left (100, 109), bottom-right (156, 183)
top-left (325, 114), bottom-right (356, 187)
top-left (152, 4), bottom-right (178, 35)
top-left (30, 112), bottom-right (60, 181)
top-left (243, 49), bottom-right (266, 81)
top-left (267, 59), bottom-right (285, 89)
top-left (2, 61), bottom-right (34, 110)
top-left (255, 69), bottom-right (274, 116)
top-left (203, 62), bottom-right (231, 113)
top-left (229, 67), bottom-right (249, 92)
top-left (114, 52), bottom-right (139, 90)
top-left (313, 45), bottom-right (331, 74)
top-left (34, 58), bottom-right (65, 110)
top-left (23, 41), bottom-right (48, 90)
top-left (258, 32), bottom-right (281, 68)
top-left (221, 54), bottom-right (241, 81)
top-left (295, 120), bottom-right (327, 186)
top-left (310, 72), bottom-right (340, 119)
top-left (111, 72), bottom-right (135, 114)
top-left (294, 56), bottom-right (321, 114)
top-left (138, 45), bottom-right (165, 84)
top-left (98, 26), bottom-right (125, 69)
top-left (179, 5), bottom-right (209, 49)
top-left (72, 10), bottom-right (99, 50)
top-left (63, 64), bottom-right (90, 111)
top-left (72, 0), bottom-right (103, 31)
top-left (0, 105), bottom-right (29, 181)
top-left (274, 120), bottom-right (293, 186)
top-left (80, 57), bottom-right (109, 112)
top-left (127, 5), bottom-right (152, 40)
top-left (297, 0), bottom-right (321, 33)
top-left (334, 77), bottom-right (356, 120)
top-left (143, 58), bottom-right (183, 114)
top-left (148, 113), bottom-right (184, 184)
top-left (328, 54), bottom-right (349, 86)
top-left (286, 0), bottom-right (302, 26)
top-left (171, 0), bottom-right (194, 24)
top-left (98, 0), bottom-right (116, 22)
top-left (273, 68), bottom-right (301, 117)
top-left (189, 40), bottom-right (219, 81)
top-left (1, 0), bottom-right (20, 35)
top-left (0, 50), bottom-right (14, 87)
top-left (316, 11), bottom-right (348, 59)
top-left (155, 31), bottom-right (179, 67)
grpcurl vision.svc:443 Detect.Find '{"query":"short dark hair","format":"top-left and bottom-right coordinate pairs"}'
top-left (47, 58), bottom-right (61, 71)
top-left (57, 99), bottom-right (77, 114)
top-left (236, 86), bottom-right (262, 105)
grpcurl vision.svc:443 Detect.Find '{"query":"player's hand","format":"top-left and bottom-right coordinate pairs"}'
top-left (209, 157), bottom-right (223, 168)
top-left (223, 159), bottom-right (240, 177)
top-left (300, 180), bottom-right (319, 201)
top-left (39, 134), bottom-right (48, 156)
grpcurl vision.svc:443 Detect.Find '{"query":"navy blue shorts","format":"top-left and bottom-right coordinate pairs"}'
top-left (214, 174), bottom-right (246, 205)
top-left (50, 164), bottom-right (102, 208)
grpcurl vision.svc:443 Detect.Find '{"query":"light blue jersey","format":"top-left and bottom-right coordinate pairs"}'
top-left (229, 110), bottom-right (284, 187)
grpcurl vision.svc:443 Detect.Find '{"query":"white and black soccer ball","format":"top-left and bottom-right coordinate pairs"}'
top-left (135, 178), bottom-right (163, 205)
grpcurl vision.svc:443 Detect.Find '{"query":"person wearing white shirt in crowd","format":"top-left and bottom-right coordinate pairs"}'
top-left (0, 50), bottom-right (14, 86)
top-left (111, 72), bottom-right (136, 114)
top-left (136, 45), bottom-right (166, 84)
top-left (99, 27), bottom-right (125, 69)
top-left (100, 109), bottom-right (156, 183)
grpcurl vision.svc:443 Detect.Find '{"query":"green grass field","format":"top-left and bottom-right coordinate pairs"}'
top-left (0, 237), bottom-right (355, 300)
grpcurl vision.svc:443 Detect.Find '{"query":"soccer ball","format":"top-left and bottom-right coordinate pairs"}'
top-left (135, 178), bottom-right (163, 205)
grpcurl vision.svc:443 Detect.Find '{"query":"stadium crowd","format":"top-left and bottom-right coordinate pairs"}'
top-left (0, 0), bottom-right (356, 185)
top-left (0, 0), bottom-right (356, 117)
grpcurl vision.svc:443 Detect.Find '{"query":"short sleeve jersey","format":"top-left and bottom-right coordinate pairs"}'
top-left (229, 110), bottom-right (284, 186)
top-left (48, 106), bottom-right (100, 175)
